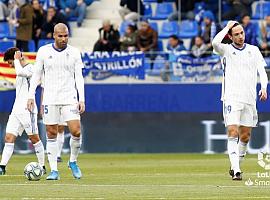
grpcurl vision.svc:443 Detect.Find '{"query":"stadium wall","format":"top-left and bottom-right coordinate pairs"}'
top-left (0, 84), bottom-right (269, 153)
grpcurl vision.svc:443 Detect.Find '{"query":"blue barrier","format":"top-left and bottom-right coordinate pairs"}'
top-left (0, 84), bottom-right (269, 113)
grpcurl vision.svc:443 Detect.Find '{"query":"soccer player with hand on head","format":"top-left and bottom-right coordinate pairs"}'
top-left (0, 48), bottom-right (46, 175)
top-left (212, 21), bottom-right (268, 180)
top-left (27, 23), bottom-right (85, 180)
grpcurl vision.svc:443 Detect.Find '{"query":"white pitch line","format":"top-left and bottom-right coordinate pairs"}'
top-left (0, 183), bottom-right (264, 188)
top-left (19, 197), bottom-right (270, 200)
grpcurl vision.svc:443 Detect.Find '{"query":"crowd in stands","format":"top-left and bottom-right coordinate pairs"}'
top-left (0, 0), bottom-right (93, 51)
top-left (1, 0), bottom-right (270, 65)
top-left (99, 0), bottom-right (270, 67)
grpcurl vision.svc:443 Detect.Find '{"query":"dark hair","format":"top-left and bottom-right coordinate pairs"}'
top-left (169, 34), bottom-right (179, 40)
top-left (3, 47), bottom-right (19, 62)
top-left (228, 22), bottom-right (240, 36)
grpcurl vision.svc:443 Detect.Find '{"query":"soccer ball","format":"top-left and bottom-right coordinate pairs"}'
top-left (24, 162), bottom-right (43, 181)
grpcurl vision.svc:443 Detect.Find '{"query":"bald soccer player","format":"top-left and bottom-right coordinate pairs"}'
top-left (27, 23), bottom-right (85, 180)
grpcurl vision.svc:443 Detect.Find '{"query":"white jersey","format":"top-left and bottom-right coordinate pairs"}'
top-left (12, 60), bottom-right (37, 114)
top-left (29, 43), bottom-right (85, 105)
top-left (212, 27), bottom-right (268, 105)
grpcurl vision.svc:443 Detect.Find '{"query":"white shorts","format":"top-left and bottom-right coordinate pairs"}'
top-left (43, 104), bottom-right (80, 125)
top-left (6, 113), bottom-right (38, 137)
top-left (58, 114), bottom-right (67, 126)
top-left (223, 101), bottom-right (258, 127)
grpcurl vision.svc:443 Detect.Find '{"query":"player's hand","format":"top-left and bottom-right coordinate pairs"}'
top-left (78, 101), bottom-right (85, 114)
top-left (39, 105), bottom-right (44, 118)
top-left (14, 51), bottom-right (22, 60)
top-left (259, 88), bottom-right (267, 101)
top-left (226, 20), bottom-right (238, 30)
top-left (27, 99), bottom-right (35, 112)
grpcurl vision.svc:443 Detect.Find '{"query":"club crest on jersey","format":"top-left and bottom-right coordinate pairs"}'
top-left (48, 55), bottom-right (53, 59)
top-left (232, 52), bottom-right (236, 55)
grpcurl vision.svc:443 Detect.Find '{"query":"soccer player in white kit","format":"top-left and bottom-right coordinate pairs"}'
top-left (27, 23), bottom-right (85, 180)
top-left (0, 48), bottom-right (45, 175)
top-left (212, 21), bottom-right (268, 180)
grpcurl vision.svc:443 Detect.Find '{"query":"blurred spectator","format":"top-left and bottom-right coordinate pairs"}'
top-left (241, 14), bottom-right (258, 46)
top-left (119, 0), bottom-right (144, 22)
top-left (222, 0), bottom-right (252, 20)
top-left (6, 0), bottom-right (18, 36)
top-left (60, 0), bottom-right (93, 27)
top-left (93, 19), bottom-right (120, 52)
top-left (137, 20), bottom-right (157, 53)
top-left (32, 0), bottom-right (44, 50)
top-left (120, 24), bottom-right (137, 52)
top-left (259, 15), bottom-right (270, 56)
top-left (14, 0), bottom-right (34, 52)
top-left (200, 10), bottom-right (216, 49)
top-left (41, 6), bottom-right (67, 39)
top-left (0, 0), bottom-right (9, 21)
top-left (191, 36), bottom-right (210, 58)
top-left (166, 35), bottom-right (186, 53)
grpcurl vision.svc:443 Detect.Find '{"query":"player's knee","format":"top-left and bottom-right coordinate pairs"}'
top-left (5, 133), bottom-right (16, 143)
top-left (227, 126), bottom-right (238, 137)
top-left (71, 130), bottom-right (80, 138)
top-left (46, 126), bottom-right (58, 139)
top-left (28, 135), bottom-right (40, 144)
top-left (240, 132), bottom-right (251, 143)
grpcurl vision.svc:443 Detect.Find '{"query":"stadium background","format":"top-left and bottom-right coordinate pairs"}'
top-left (0, 0), bottom-right (270, 154)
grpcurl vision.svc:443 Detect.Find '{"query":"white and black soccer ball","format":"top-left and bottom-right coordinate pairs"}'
top-left (24, 162), bottom-right (43, 181)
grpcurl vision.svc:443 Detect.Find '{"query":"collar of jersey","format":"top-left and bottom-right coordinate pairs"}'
top-left (52, 44), bottom-right (67, 52)
top-left (231, 43), bottom-right (246, 51)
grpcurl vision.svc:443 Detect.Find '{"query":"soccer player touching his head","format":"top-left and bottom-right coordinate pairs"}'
top-left (0, 48), bottom-right (45, 175)
top-left (27, 23), bottom-right (85, 180)
top-left (212, 21), bottom-right (268, 180)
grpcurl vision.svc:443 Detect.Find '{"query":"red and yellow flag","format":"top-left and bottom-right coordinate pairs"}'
top-left (0, 53), bottom-right (36, 91)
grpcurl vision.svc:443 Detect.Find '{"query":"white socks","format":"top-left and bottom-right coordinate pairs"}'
top-left (0, 143), bottom-right (14, 166)
top-left (239, 141), bottom-right (248, 163)
top-left (33, 140), bottom-right (45, 167)
top-left (47, 138), bottom-right (58, 171)
top-left (227, 137), bottom-right (241, 173)
top-left (57, 132), bottom-right (65, 158)
top-left (69, 136), bottom-right (81, 162)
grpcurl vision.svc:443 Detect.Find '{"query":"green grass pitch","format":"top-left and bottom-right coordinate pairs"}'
top-left (0, 153), bottom-right (270, 199)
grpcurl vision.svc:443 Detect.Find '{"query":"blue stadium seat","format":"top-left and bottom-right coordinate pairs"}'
top-left (28, 40), bottom-right (36, 52)
top-left (143, 3), bottom-right (152, 19)
top-left (159, 21), bottom-right (179, 38)
top-left (0, 40), bottom-right (15, 53)
top-left (152, 2), bottom-right (174, 20)
top-left (149, 22), bottom-right (158, 32)
top-left (143, 0), bottom-right (157, 2)
top-left (0, 22), bottom-right (9, 39)
top-left (252, 1), bottom-right (270, 19)
top-left (157, 40), bottom-right (163, 51)
top-left (178, 20), bottom-right (199, 39)
top-left (68, 16), bottom-right (78, 22)
top-left (37, 39), bottom-right (54, 49)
